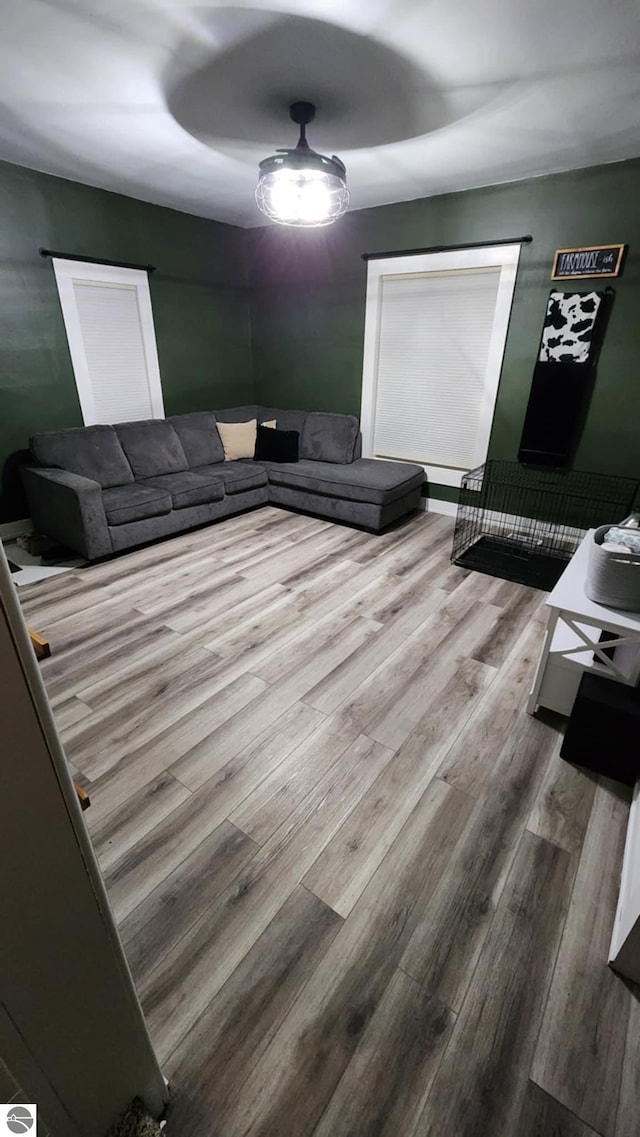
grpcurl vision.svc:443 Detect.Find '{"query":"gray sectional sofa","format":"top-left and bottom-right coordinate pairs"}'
top-left (21, 405), bottom-right (425, 560)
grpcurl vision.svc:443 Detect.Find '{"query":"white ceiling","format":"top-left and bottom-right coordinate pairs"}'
top-left (1, 0), bottom-right (640, 228)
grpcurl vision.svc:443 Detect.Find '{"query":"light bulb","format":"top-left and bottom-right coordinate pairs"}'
top-left (266, 169), bottom-right (334, 224)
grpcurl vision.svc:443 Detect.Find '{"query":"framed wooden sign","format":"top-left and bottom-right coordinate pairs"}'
top-left (551, 243), bottom-right (625, 280)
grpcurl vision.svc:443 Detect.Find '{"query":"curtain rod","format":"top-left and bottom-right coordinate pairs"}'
top-left (362, 235), bottom-right (533, 261)
top-left (39, 248), bottom-right (156, 273)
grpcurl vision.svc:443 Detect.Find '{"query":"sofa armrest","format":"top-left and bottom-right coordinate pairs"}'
top-left (21, 467), bottom-right (112, 561)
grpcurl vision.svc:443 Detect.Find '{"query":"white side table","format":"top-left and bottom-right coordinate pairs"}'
top-left (527, 529), bottom-right (640, 717)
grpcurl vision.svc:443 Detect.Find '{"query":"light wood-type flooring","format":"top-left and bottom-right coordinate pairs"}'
top-left (18, 507), bottom-right (639, 1137)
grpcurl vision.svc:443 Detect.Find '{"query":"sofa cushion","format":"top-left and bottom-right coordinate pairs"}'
top-left (254, 425), bottom-right (299, 463)
top-left (31, 424), bottom-right (134, 488)
top-left (258, 407), bottom-right (307, 436)
top-left (300, 412), bottom-right (360, 464)
top-left (141, 471), bottom-right (224, 510)
top-left (115, 420), bottom-right (188, 478)
top-left (266, 458), bottom-right (424, 506)
top-left (215, 405), bottom-right (258, 423)
top-left (217, 419), bottom-right (257, 461)
top-left (168, 412), bottom-right (224, 467)
top-left (102, 483), bottom-right (172, 526)
top-left (195, 460), bottom-right (267, 495)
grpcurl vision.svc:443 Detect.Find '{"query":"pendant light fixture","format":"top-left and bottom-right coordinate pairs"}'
top-left (255, 102), bottom-right (350, 227)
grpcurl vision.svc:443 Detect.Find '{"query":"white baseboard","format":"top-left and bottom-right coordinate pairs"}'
top-left (0, 518), bottom-right (32, 541)
top-left (426, 498), bottom-right (458, 518)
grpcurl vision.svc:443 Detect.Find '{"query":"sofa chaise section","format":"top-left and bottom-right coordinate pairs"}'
top-left (266, 457), bottom-right (424, 531)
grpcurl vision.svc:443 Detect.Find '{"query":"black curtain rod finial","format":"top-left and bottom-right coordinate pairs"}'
top-left (39, 248), bottom-right (155, 273)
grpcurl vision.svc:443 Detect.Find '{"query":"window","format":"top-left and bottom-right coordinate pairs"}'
top-left (52, 259), bottom-right (164, 425)
top-left (360, 244), bottom-right (521, 486)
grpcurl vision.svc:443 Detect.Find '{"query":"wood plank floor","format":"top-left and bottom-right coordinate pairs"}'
top-left (18, 507), bottom-right (639, 1137)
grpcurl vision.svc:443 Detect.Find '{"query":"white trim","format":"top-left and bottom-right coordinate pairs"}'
top-left (361, 453), bottom-right (466, 489)
top-left (0, 518), bottom-right (32, 540)
top-left (423, 465), bottom-right (464, 489)
top-left (360, 244), bottom-right (521, 478)
top-left (427, 498), bottom-right (458, 517)
top-left (51, 258), bottom-right (164, 425)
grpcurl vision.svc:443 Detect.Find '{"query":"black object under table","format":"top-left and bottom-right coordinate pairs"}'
top-left (560, 672), bottom-right (640, 787)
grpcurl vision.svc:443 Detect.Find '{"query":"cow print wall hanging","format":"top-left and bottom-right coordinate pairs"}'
top-left (539, 290), bottom-right (603, 364)
top-left (518, 287), bottom-right (612, 468)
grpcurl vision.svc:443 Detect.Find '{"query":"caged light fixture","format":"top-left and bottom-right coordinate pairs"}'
top-left (255, 101), bottom-right (350, 227)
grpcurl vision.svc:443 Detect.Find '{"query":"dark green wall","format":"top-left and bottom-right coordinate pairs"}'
top-left (247, 158), bottom-right (640, 501)
top-left (0, 160), bottom-right (252, 521)
top-left (3, 156), bottom-right (639, 522)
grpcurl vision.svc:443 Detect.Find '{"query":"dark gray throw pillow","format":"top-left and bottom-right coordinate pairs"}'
top-left (300, 412), bottom-right (359, 463)
top-left (254, 425), bottom-right (299, 463)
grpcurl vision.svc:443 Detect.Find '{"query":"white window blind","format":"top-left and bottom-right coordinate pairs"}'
top-left (72, 281), bottom-right (155, 422)
top-left (373, 268), bottom-right (501, 470)
top-left (360, 244), bottom-right (521, 487)
top-left (52, 259), bottom-right (164, 425)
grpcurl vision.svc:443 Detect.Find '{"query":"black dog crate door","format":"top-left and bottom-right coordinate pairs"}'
top-left (451, 461), bottom-right (639, 591)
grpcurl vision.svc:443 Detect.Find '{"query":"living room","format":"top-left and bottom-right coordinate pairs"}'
top-left (1, 3), bottom-right (640, 1137)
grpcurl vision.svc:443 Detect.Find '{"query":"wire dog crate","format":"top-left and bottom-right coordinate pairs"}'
top-left (452, 461), bottom-right (640, 590)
